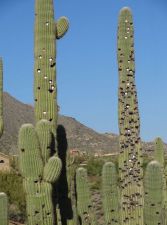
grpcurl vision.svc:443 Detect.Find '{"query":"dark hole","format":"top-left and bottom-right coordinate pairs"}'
top-left (21, 149), bottom-right (25, 152)
top-left (50, 63), bottom-right (56, 68)
top-left (48, 89), bottom-right (54, 93)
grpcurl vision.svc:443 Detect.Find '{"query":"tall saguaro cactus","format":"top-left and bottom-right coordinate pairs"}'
top-left (19, 1), bottom-right (69, 224)
top-left (34, 0), bottom-right (69, 135)
top-left (117, 7), bottom-right (143, 225)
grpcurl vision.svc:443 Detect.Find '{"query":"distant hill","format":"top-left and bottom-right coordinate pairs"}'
top-left (0, 92), bottom-right (166, 155)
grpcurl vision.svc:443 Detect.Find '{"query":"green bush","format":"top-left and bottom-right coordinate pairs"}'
top-left (87, 157), bottom-right (104, 176)
top-left (0, 171), bottom-right (26, 222)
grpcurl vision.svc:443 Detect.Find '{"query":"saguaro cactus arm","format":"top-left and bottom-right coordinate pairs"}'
top-left (144, 160), bottom-right (163, 225)
top-left (56, 17), bottom-right (69, 39)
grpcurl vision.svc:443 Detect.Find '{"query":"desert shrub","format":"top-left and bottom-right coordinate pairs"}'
top-left (89, 175), bottom-right (101, 190)
top-left (87, 157), bottom-right (105, 176)
top-left (0, 171), bottom-right (26, 222)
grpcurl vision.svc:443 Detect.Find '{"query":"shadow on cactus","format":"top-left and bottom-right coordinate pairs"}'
top-left (56, 124), bottom-right (74, 225)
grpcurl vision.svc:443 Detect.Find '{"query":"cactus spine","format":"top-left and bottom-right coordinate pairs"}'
top-left (144, 161), bottom-right (163, 225)
top-left (34, 0), bottom-right (69, 134)
top-left (102, 162), bottom-right (120, 225)
top-left (117, 7), bottom-right (143, 225)
top-left (76, 167), bottom-right (96, 225)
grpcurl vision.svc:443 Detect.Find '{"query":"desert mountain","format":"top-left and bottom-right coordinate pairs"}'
top-left (0, 92), bottom-right (119, 155)
top-left (0, 92), bottom-right (164, 155)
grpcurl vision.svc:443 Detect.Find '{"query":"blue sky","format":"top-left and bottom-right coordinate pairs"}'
top-left (0, 0), bottom-right (167, 142)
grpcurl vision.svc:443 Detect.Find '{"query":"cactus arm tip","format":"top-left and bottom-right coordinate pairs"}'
top-left (56, 16), bottom-right (69, 39)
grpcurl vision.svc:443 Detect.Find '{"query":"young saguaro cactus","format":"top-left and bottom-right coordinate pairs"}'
top-left (34, 0), bottom-right (69, 135)
top-left (102, 162), bottom-right (120, 225)
top-left (19, 121), bottom-right (62, 225)
top-left (117, 7), bottom-right (143, 225)
top-left (144, 161), bottom-right (163, 225)
top-left (76, 167), bottom-right (96, 225)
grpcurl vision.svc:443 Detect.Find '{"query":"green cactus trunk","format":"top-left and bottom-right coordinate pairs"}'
top-left (34, 0), bottom-right (68, 135)
top-left (76, 167), bottom-right (96, 225)
top-left (144, 161), bottom-right (163, 225)
top-left (102, 162), bottom-right (120, 225)
top-left (0, 193), bottom-right (8, 225)
top-left (117, 7), bottom-right (143, 225)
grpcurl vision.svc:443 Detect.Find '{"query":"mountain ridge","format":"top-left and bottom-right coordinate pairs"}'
top-left (0, 92), bottom-right (165, 155)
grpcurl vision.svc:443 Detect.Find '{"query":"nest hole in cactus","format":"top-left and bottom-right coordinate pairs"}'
top-left (50, 62), bottom-right (56, 68)
top-left (48, 89), bottom-right (54, 93)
